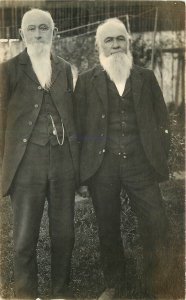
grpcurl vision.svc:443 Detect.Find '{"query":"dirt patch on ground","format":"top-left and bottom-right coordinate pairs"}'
top-left (0, 179), bottom-right (184, 299)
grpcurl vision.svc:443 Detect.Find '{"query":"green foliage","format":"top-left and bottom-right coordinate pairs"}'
top-left (132, 35), bottom-right (152, 67)
top-left (0, 178), bottom-right (185, 299)
top-left (168, 112), bottom-right (185, 177)
top-left (53, 36), bottom-right (98, 73)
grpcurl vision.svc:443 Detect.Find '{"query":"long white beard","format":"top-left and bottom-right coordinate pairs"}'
top-left (27, 43), bottom-right (52, 89)
top-left (99, 51), bottom-right (133, 95)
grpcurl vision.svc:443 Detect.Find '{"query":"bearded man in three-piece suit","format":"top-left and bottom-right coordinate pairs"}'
top-left (0, 8), bottom-right (78, 299)
top-left (74, 18), bottom-right (170, 299)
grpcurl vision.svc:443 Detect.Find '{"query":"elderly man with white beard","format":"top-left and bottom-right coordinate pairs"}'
top-left (74, 18), bottom-right (170, 299)
top-left (0, 8), bottom-right (79, 299)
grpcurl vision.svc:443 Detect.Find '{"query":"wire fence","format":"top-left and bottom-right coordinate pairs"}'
top-left (0, 1), bottom-right (184, 39)
top-left (0, 1), bottom-right (184, 109)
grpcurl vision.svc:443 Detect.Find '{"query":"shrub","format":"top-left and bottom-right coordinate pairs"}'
top-left (168, 112), bottom-right (185, 177)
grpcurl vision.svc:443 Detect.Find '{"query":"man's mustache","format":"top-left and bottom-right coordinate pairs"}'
top-left (30, 41), bottom-right (45, 44)
top-left (111, 50), bottom-right (125, 55)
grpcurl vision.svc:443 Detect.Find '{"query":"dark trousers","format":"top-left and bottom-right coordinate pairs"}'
top-left (89, 151), bottom-right (168, 294)
top-left (10, 141), bottom-right (76, 299)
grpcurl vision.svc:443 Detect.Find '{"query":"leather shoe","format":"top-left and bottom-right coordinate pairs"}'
top-left (98, 288), bottom-right (115, 300)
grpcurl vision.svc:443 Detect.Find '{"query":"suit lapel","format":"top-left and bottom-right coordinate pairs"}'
top-left (131, 65), bottom-right (144, 107)
top-left (50, 54), bottom-right (63, 87)
top-left (92, 66), bottom-right (108, 113)
top-left (50, 56), bottom-right (69, 121)
top-left (19, 49), bottom-right (63, 88)
top-left (92, 65), bottom-right (144, 112)
top-left (50, 55), bottom-right (67, 100)
top-left (19, 49), bottom-right (68, 120)
top-left (122, 77), bottom-right (131, 97)
top-left (19, 49), bottom-right (40, 84)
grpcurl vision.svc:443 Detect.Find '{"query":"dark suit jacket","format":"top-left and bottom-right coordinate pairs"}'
top-left (74, 64), bottom-right (170, 184)
top-left (0, 49), bottom-right (79, 196)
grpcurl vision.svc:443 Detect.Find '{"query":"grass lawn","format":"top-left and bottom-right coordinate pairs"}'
top-left (0, 178), bottom-right (185, 299)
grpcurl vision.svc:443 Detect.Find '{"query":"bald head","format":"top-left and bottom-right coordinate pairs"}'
top-left (95, 18), bottom-right (131, 55)
top-left (21, 8), bottom-right (54, 30)
top-left (19, 8), bottom-right (56, 50)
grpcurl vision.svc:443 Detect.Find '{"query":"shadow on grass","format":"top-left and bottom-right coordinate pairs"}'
top-left (0, 179), bottom-right (185, 299)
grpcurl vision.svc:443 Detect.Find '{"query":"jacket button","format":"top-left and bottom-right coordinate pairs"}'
top-left (38, 86), bottom-right (42, 90)
top-left (102, 149), bottom-right (105, 153)
top-left (28, 121), bottom-right (32, 126)
top-left (34, 104), bottom-right (39, 108)
top-left (23, 138), bottom-right (27, 143)
top-left (99, 150), bottom-right (102, 155)
top-left (165, 129), bottom-right (169, 134)
top-left (101, 114), bottom-right (105, 119)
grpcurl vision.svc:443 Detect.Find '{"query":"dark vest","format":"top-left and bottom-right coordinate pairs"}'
top-left (106, 75), bottom-right (144, 155)
top-left (30, 89), bottom-right (64, 146)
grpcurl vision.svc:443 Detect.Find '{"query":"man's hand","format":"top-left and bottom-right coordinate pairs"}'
top-left (77, 186), bottom-right (90, 198)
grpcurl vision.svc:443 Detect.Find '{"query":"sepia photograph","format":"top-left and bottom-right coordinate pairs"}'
top-left (0, 0), bottom-right (185, 299)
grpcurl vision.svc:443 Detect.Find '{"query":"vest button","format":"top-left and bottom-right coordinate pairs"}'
top-left (28, 121), bottom-right (32, 126)
top-left (38, 86), bottom-right (42, 90)
top-left (99, 150), bottom-right (102, 155)
top-left (34, 104), bottom-right (39, 108)
top-left (122, 153), bottom-right (127, 159)
top-left (102, 149), bottom-right (105, 153)
top-left (100, 133), bottom-right (104, 136)
top-left (53, 129), bottom-right (57, 136)
top-left (101, 114), bottom-right (105, 119)
top-left (23, 138), bottom-right (27, 143)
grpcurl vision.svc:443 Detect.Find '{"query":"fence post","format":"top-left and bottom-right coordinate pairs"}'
top-left (151, 7), bottom-right (158, 70)
top-left (125, 14), bottom-right (131, 35)
top-left (6, 26), bottom-right (10, 39)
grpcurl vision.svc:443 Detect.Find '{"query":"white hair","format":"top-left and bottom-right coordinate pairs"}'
top-left (21, 8), bottom-right (54, 30)
top-left (95, 18), bottom-right (131, 49)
